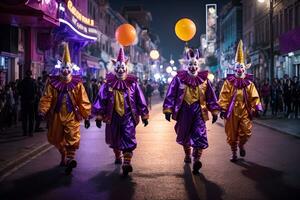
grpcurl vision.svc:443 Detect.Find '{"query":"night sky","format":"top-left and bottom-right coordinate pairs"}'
top-left (109, 0), bottom-right (231, 64)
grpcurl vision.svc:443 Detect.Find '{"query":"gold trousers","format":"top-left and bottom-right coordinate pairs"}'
top-left (224, 107), bottom-right (252, 151)
top-left (47, 107), bottom-right (80, 157)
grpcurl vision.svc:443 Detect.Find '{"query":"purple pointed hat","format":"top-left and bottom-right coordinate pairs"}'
top-left (185, 48), bottom-right (202, 60)
top-left (117, 47), bottom-right (126, 62)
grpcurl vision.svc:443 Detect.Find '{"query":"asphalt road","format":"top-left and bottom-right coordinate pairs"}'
top-left (1, 102), bottom-right (300, 200)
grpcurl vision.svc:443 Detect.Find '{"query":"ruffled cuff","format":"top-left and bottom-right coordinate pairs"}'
top-left (256, 104), bottom-right (263, 112)
top-left (211, 110), bottom-right (220, 116)
top-left (96, 115), bottom-right (104, 121)
top-left (163, 108), bottom-right (172, 114)
top-left (141, 113), bottom-right (149, 120)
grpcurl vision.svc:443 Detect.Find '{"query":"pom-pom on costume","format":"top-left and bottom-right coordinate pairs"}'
top-left (38, 43), bottom-right (91, 174)
top-left (92, 47), bottom-right (149, 176)
top-left (218, 40), bottom-right (263, 162)
top-left (163, 49), bottom-right (220, 174)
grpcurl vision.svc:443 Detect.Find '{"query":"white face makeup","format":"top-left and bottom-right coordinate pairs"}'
top-left (60, 63), bottom-right (73, 77)
top-left (113, 60), bottom-right (128, 79)
top-left (187, 58), bottom-right (200, 76)
top-left (234, 63), bottom-right (245, 78)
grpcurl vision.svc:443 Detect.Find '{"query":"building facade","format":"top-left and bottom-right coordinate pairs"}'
top-left (0, 0), bottom-right (59, 84)
top-left (219, 0), bottom-right (243, 78)
top-left (243, 0), bottom-right (300, 80)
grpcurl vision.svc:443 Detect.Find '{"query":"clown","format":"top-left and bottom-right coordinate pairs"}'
top-left (92, 47), bottom-right (149, 176)
top-left (39, 42), bottom-right (91, 174)
top-left (163, 48), bottom-right (220, 174)
top-left (218, 40), bottom-right (263, 162)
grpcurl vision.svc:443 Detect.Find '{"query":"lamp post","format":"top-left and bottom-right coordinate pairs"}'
top-left (149, 49), bottom-right (160, 80)
top-left (258, 0), bottom-right (274, 80)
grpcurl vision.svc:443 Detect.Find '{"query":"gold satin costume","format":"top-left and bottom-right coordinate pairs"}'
top-left (39, 77), bottom-right (91, 158)
top-left (218, 80), bottom-right (261, 150)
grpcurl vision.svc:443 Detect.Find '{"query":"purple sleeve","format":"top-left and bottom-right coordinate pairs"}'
top-left (135, 83), bottom-right (149, 119)
top-left (163, 76), bottom-right (179, 113)
top-left (92, 83), bottom-right (108, 116)
top-left (205, 80), bottom-right (221, 114)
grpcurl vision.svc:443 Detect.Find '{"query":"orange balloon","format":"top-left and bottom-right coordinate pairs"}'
top-left (175, 18), bottom-right (196, 42)
top-left (115, 24), bottom-right (137, 46)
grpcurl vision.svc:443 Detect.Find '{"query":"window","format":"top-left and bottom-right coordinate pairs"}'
top-left (296, 2), bottom-right (300, 27)
top-left (274, 15), bottom-right (279, 38)
top-left (288, 7), bottom-right (293, 31)
top-left (280, 11), bottom-right (283, 34)
top-left (284, 8), bottom-right (288, 32)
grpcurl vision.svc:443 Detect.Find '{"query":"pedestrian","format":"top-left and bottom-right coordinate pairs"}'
top-left (260, 79), bottom-right (271, 116)
top-left (283, 79), bottom-right (293, 118)
top-left (34, 77), bottom-right (44, 132)
top-left (91, 78), bottom-right (99, 102)
top-left (292, 77), bottom-right (300, 119)
top-left (18, 70), bottom-right (37, 136)
top-left (146, 80), bottom-right (154, 109)
top-left (2, 84), bottom-right (14, 128)
top-left (163, 48), bottom-right (220, 174)
top-left (91, 47), bottom-right (149, 176)
top-left (38, 43), bottom-right (91, 175)
top-left (83, 76), bottom-right (93, 102)
top-left (158, 81), bottom-right (165, 98)
top-left (218, 40), bottom-right (262, 162)
top-left (271, 78), bottom-right (281, 117)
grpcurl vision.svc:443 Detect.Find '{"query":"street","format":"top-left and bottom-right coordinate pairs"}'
top-left (0, 101), bottom-right (300, 200)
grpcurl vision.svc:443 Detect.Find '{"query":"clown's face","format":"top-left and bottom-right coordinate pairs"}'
top-left (114, 61), bottom-right (127, 79)
top-left (234, 63), bottom-right (246, 78)
top-left (60, 63), bottom-right (72, 77)
top-left (187, 58), bottom-right (200, 76)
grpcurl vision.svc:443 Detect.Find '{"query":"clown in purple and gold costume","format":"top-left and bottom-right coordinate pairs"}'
top-left (218, 40), bottom-right (263, 162)
top-left (163, 49), bottom-right (220, 174)
top-left (38, 43), bottom-right (91, 174)
top-left (92, 48), bottom-right (149, 176)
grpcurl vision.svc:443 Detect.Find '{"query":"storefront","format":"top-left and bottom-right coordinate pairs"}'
top-left (279, 27), bottom-right (300, 78)
top-left (0, 0), bottom-right (59, 82)
top-left (53, 0), bottom-right (98, 72)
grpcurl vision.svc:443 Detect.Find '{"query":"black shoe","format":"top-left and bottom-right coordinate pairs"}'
top-left (59, 160), bottom-right (66, 167)
top-left (122, 164), bottom-right (133, 176)
top-left (230, 154), bottom-right (238, 162)
top-left (65, 159), bottom-right (77, 175)
top-left (115, 158), bottom-right (122, 164)
top-left (184, 155), bottom-right (192, 163)
top-left (35, 128), bottom-right (44, 132)
top-left (192, 160), bottom-right (202, 174)
top-left (239, 148), bottom-right (246, 157)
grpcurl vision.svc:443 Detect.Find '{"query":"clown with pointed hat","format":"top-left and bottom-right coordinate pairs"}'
top-left (92, 46), bottom-right (149, 176)
top-left (163, 48), bottom-right (220, 174)
top-left (218, 40), bottom-right (263, 162)
top-left (39, 42), bottom-right (91, 174)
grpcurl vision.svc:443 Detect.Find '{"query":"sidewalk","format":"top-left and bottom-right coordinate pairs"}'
top-left (254, 113), bottom-right (300, 138)
top-left (0, 123), bottom-right (52, 181)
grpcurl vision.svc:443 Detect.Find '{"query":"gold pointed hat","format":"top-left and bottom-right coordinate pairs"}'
top-left (62, 42), bottom-right (71, 64)
top-left (235, 40), bottom-right (244, 64)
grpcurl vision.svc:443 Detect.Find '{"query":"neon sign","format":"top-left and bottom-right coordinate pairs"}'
top-left (67, 0), bottom-right (94, 27)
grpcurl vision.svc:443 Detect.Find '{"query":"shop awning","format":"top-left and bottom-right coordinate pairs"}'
top-left (279, 27), bottom-right (300, 54)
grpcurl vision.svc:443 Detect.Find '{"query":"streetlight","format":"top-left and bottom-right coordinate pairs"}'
top-left (170, 59), bottom-right (175, 65)
top-left (258, 0), bottom-right (274, 80)
top-left (166, 66), bottom-right (173, 73)
top-left (150, 50), bottom-right (160, 60)
top-left (149, 49), bottom-right (160, 80)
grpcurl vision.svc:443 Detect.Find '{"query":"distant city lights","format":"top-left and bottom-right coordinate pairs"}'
top-left (166, 66), bottom-right (173, 73)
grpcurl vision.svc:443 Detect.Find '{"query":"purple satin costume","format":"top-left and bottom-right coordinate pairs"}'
top-left (93, 73), bottom-right (149, 151)
top-left (163, 70), bottom-right (220, 149)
